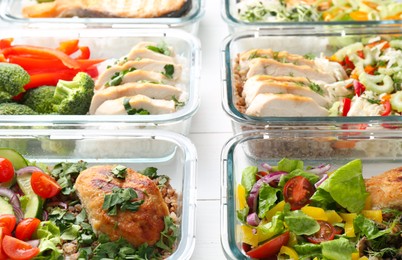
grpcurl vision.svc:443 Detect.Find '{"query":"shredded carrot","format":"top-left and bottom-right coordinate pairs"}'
top-left (366, 40), bottom-right (390, 50)
top-left (364, 65), bottom-right (376, 75)
top-left (349, 11), bottom-right (369, 21)
top-left (381, 94), bottom-right (392, 103)
top-left (345, 81), bottom-right (354, 88)
top-left (362, 1), bottom-right (379, 10)
top-left (384, 13), bottom-right (402, 20)
top-left (350, 71), bottom-right (359, 80)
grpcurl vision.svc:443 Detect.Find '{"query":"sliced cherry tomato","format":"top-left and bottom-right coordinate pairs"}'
top-left (0, 214), bottom-right (16, 234)
top-left (283, 176), bottom-right (315, 210)
top-left (341, 55), bottom-right (355, 74)
top-left (0, 158), bottom-right (14, 183)
top-left (0, 227), bottom-right (7, 260)
top-left (2, 235), bottom-right (40, 260)
top-left (342, 97), bottom-right (352, 117)
top-left (381, 100), bottom-right (391, 116)
top-left (334, 225), bottom-right (344, 235)
top-left (31, 171), bottom-right (61, 199)
top-left (246, 231), bottom-right (290, 259)
top-left (353, 80), bottom-right (365, 97)
top-left (306, 220), bottom-right (336, 244)
top-left (15, 218), bottom-right (41, 241)
top-left (356, 50), bottom-right (365, 59)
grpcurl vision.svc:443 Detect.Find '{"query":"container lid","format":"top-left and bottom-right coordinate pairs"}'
top-left (1, 0), bottom-right (204, 29)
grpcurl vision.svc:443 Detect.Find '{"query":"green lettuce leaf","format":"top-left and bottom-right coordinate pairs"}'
top-left (278, 169), bottom-right (320, 188)
top-left (277, 158), bottom-right (304, 172)
top-left (258, 183), bottom-right (280, 219)
top-left (284, 210), bottom-right (320, 235)
top-left (321, 237), bottom-right (357, 260)
top-left (257, 214), bottom-right (285, 242)
top-left (241, 166), bottom-right (257, 193)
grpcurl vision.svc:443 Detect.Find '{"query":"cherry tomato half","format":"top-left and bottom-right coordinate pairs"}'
top-left (15, 218), bottom-right (41, 241)
top-left (0, 214), bottom-right (16, 235)
top-left (306, 220), bottom-right (336, 244)
top-left (30, 171), bottom-right (61, 199)
top-left (0, 227), bottom-right (7, 260)
top-left (2, 235), bottom-right (40, 260)
top-left (283, 176), bottom-right (315, 210)
top-left (246, 231), bottom-right (290, 259)
top-left (0, 158), bottom-right (14, 183)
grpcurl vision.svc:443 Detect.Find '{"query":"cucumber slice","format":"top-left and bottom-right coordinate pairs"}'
top-left (391, 91), bottom-right (402, 112)
top-left (0, 196), bottom-right (14, 215)
top-left (0, 174), bottom-right (16, 189)
top-left (0, 148), bottom-right (28, 170)
top-left (16, 172), bottom-right (44, 219)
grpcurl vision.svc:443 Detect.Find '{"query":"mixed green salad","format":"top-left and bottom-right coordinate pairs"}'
top-left (237, 0), bottom-right (402, 23)
top-left (0, 148), bottom-right (178, 260)
top-left (237, 158), bottom-right (402, 259)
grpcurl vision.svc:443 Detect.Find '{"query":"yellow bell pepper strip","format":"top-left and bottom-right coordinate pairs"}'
top-left (340, 213), bottom-right (357, 237)
top-left (236, 184), bottom-right (247, 210)
top-left (241, 225), bottom-right (258, 248)
top-left (325, 210), bottom-right (343, 224)
top-left (301, 206), bottom-right (328, 221)
top-left (352, 252), bottom-right (370, 260)
top-left (265, 200), bottom-right (285, 222)
top-left (279, 246), bottom-right (299, 260)
top-left (361, 210), bottom-right (383, 223)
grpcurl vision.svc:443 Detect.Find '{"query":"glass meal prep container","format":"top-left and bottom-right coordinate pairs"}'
top-left (0, 27), bottom-right (200, 135)
top-left (0, 128), bottom-right (197, 259)
top-left (220, 128), bottom-right (402, 259)
top-left (221, 0), bottom-right (402, 33)
top-left (221, 26), bottom-right (402, 134)
top-left (0, 0), bottom-right (204, 34)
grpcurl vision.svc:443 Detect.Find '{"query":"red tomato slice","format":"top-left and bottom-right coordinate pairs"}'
top-left (306, 220), bottom-right (336, 244)
top-left (283, 176), bottom-right (315, 210)
top-left (0, 158), bottom-right (14, 183)
top-left (2, 235), bottom-right (40, 260)
top-left (15, 218), bottom-right (41, 241)
top-left (381, 100), bottom-right (391, 116)
top-left (30, 171), bottom-right (61, 199)
top-left (0, 214), bottom-right (16, 234)
top-left (246, 231), bottom-right (290, 259)
top-left (0, 227), bottom-right (7, 260)
top-left (342, 98), bottom-right (352, 117)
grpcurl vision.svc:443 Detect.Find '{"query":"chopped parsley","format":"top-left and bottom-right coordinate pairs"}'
top-left (105, 67), bottom-right (136, 87)
top-left (248, 51), bottom-right (268, 60)
top-left (123, 98), bottom-right (150, 115)
top-left (102, 187), bottom-right (144, 216)
top-left (162, 64), bottom-right (174, 79)
top-left (111, 165), bottom-right (127, 179)
top-left (155, 216), bottom-right (179, 252)
top-left (51, 161), bottom-right (88, 196)
top-left (140, 167), bottom-right (170, 188)
top-left (146, 42), bottom-right (171, 56)
top-left (303, 53), bottom-right (316, 60)
top-left (308, 81), bottom-right (324, 95)
top-left (172, 96), bottom-right (185, 108)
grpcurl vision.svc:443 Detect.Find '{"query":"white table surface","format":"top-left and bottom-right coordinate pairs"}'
top-left (188, 1), bottom-right (233, 259)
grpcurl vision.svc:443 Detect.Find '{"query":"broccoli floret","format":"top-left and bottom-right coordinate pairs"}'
top-left (0, 103), bottom-right (38, 115)
top-left (53, 72), bottom-right (95, 115)
top-left (0, 63), bottom-right (30, 96)
top-left (23, 86), bottom-right (56, 114)
top-left (0, 91), bottom-right (12, 104)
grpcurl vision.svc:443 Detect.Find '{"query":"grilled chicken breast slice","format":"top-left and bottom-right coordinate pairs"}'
top-left (90, 82), bottom-right (182, 114)
top-left (246, 58), bottom-right (338, 83)
top-left (74, 165), bottom-right (169, 247)
top-left (127, 48), bottom-right (176, 64)
top-left (94, 94), bottom-right (176, 115)
top-left (365, 167), bottom-right (402, 210)
top-left (22, 0), bottom-right (189, 18)
top-left (243, 75), bottom-right (329, 107)
top-left (245, 93), bottom-right (328, 117)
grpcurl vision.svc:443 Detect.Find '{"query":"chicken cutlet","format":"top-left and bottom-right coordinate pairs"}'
top-left (22, 0), bottom-right (191, 19)
top-left (74, 165), bottom-right (169, 247)
top-left (365, 167), bottom-right (402, 210)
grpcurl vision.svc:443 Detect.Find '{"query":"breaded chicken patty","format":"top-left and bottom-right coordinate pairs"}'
top-left (365, 167), bottom-right (402, 210)
top-left (74, 165), bottom-right (169, 246)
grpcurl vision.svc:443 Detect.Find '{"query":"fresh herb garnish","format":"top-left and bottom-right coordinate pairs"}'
top-left (123, 98), bottom-right (150, 115)
top-left (51, 161), bottom-right (88, 196)
top-left (102, 187), bottom-right (144, 216)
top-left (140, 167), bottom-right (170, 187)
top-left (162, 64), bottom-right (174, 79)
top-left (248, 51), bottom-right (268, 60)
top-left (308, 81), bottom-right (324, 95)
top-left (172, 96), bottom-right (185, 108)
top-left (155, 216), bottom-right (179, 252)
top-left (111, 165), bottom-right (127, 179)
top-left (366, 98), bottom-right (381, 105)
top-left (303, 53), bottom-right (316, 60)
top-left (106, 68), bottom-right (136, 87)
top-left (146, 42), bottom-right (171, 56)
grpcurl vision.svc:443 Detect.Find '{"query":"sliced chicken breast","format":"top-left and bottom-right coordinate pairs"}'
top-left (126, 48), bottom-right (176, 64)
top-left (95, 59), bottom-right (181, 89)
top-left (90, 82), bottom-right (182, 114)
top-left (94, 94), bottom-right (176, 115)
top-left (132, 41), bottom-right (175, 56)
top-left (245, 93), bottom-right (329, 117)
top-left (243, 75), bottom-right (329, 107)
top-left (74, 165), bottom-right (169, 247)
top-left (22, 0), bottom-right (189, 18)
top-left (246, 58), bottom-right (337, 83)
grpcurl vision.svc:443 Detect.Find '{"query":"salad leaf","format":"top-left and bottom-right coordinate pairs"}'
top-left (353, 214), bottom-right (391, 240)
top-left (241, 166), bottom-right (257, 193)
top-left (284, 210), bottom-right (320, 235)
top-left (277, 158), bottom-right (304, 173)
top-left (258, 183), bottom-right (280, 219)
top-left (293, 243), bottom-right (322, 259)
top-left (313, 159), bottom-right (368, 213)
top-left (237, 208), bottom-right (249, 223)
top-left (310, 188), bottom-right (337, 210)
top-left (321, 237), bottom-right (357, 260)
top-left (34, 221), bottom-right (63, 260)
top-left (278, 169), bottom-right (320, 188)
top-left (257, 214), bottom-right (285, 242)
top-left (51, 161), bottom-right (88, 195)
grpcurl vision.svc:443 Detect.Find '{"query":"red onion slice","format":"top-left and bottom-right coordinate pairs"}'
top-left (26, 239), bottom-right (40, 248)
top-left (246, 212), bottom-right (260, 226)
top-left (308, 164), bottom-right (331, 175)
top-left (16, 166), bottom-right (44, 176)
top-left (261, 162), bottom-right (272, 171)
top-left (0, 187), bottom-right (23, 222)
top-left (314, 174), bottom-right (329, 188)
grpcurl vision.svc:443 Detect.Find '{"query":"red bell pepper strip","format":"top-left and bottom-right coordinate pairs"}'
top-left (1, 45), bottom-right (80, 69)
top-left (24, 70), bottom-right (78, 90)
top-left (57, 39), bottom-right (79, 55)
top-left (353, 80), bottom-right (365, 97)
top-left (76, 46), bottom-right (90, 59)
top-left (381, 100), bottom-right (391, 116)
top-left (342, 98), bottom-right (352, 116)
top-left (0, 38), bottom-right (13, 49)
top-left (0, 54), bottom-right (5, 62)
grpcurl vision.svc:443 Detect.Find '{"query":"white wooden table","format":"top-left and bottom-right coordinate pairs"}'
top-left (188, 1), bottom-right (233, 259)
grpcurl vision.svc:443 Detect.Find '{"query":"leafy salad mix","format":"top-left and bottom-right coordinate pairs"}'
top-left (237, 158), bottom-right (402, 259)
top-left (0, 148), bottom-right (178, 260)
